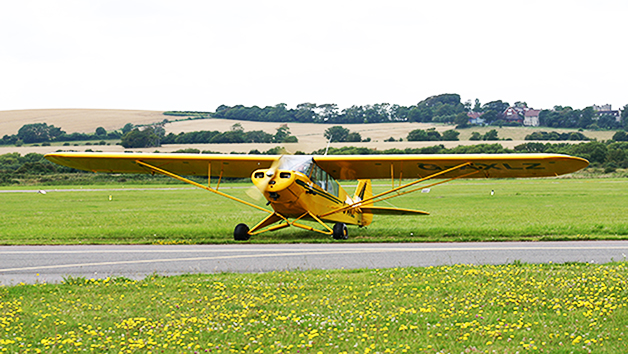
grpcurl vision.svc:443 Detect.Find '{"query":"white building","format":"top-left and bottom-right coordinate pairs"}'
top-left (593, 104), bottom-right (621, 122)
top-left (524, 109), bottom-right (541, 127)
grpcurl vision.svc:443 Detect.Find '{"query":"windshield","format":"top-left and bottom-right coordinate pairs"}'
top-left (277, 155), bottom-right (339, 197)
top-left (278, 155), bottom-right (314, 175)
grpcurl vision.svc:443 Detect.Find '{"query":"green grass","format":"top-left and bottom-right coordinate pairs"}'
top-left (2, 179), bottom-right (627, 352)
top-left (2, 262), bottom-right (628, 353)
top-left (1, 178), bottom-right (627, 244)
top-left (4, 172), bottom-right (210, 186)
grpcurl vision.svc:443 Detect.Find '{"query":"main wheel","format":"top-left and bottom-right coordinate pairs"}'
top-left (234, 223), bottom-right (251, 241)
top-left (332, 222), bottom-right (348, 240)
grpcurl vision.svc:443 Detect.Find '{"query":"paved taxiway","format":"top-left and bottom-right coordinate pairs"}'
top-left (2, 241), bottom-right (628, 285)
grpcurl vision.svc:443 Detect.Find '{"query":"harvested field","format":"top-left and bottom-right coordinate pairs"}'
top-left (166, 119), bottom-right (441, 145)
top-left (0, 109), bottom-right (165, 135)
top-left (0, 109), bottom-right (616, 155)
top-left (0, 140), bottom-right (583, 156)
top-left (165, 118), bottom-right (616, 143)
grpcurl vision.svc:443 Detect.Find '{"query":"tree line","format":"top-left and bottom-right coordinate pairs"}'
top-left (210, 94), bottom-right (468, 125)
top-left (524, 131), bottom-right (590, 141)
top-left (0, 123), bottom-right (129, 146)
top-left (1, 121), bottom-right (301, 149)
top-left (540, 106), bottom-right (624, 130)
top-left (167, 93), bottom-right (628, 130)
top-left (121, 123), bottom-right (298, 148)
top-left (5, 120), bottom-right (625, 151)
top-left (407, 128), bottom-right (460, 141)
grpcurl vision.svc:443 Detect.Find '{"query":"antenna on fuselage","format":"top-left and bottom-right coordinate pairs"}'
top-left (324, 135), bottom-right (332, 156)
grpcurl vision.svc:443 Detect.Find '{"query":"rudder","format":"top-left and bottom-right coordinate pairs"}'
top-left (354, 179), bottom-right (373, 226)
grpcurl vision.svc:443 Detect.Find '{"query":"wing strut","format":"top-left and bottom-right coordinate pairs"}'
top-left (135, 160), bottom-right (272, 214)
top-left (292, 212), bottom-right (334, 235)
top-left (248, 213), bottom-right (290, 236)
top-left (136, 159), bottom-right (335, 237)
top-left (320, 161), bottom-right (478, 218)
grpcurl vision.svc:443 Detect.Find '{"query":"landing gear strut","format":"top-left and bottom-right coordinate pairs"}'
top-left (332, 222), bottom-right (348, 240)
top-left (234, 223), bottom-right (251, 241)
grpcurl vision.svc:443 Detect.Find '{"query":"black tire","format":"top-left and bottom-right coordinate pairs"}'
top-left (234, 223), bottom-right (251, 241)
top-left (332, 222), bottom-right (348, 240)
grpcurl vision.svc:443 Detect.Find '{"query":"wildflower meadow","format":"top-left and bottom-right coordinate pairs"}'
top-left (2, 262), bottom-right (627, 353)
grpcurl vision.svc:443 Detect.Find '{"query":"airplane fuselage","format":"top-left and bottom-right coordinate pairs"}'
top-left (251, 168), bottom-right (368, 226)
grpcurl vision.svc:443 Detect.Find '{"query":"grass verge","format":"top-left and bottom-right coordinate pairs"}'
top-left (1, 262), bottom-right (627, 353)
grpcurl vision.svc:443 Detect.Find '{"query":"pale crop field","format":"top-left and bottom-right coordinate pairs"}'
top-left (165, 117), bottom-right (615, 150)
top-left (0, 109), bottom-right (616, 156)
top-left (0, 109), bottom-right (165, 136)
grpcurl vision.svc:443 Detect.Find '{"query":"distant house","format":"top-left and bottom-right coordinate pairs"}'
top-left (503, 107), bottom-right (523, 124)
top-left (593, 104), bottom-right (621, 122)
top-left (524, 109), bottom-right (541, 127)
top-left (467, 112), bottom-right (485, 125)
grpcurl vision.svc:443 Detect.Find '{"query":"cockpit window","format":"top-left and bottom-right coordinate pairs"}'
top-left (278, 155), bottom-right (314, 176)
top-left (276, 155), bottom-right (339, 197)
top-left (310, 163), bottom-right (339, 197)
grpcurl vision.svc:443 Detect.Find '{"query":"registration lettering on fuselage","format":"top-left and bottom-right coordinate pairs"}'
top-left (417, 162), bottom-right (546, 171)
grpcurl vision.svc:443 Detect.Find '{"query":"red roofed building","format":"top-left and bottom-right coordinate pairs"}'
top-left (467, 111), bottom-right (485, 125)
top-left (503, 107), bottom-right (523, 124)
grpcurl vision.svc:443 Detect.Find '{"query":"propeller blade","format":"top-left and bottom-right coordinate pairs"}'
top-left (246, 186), bottom-right (264, 201)
top-left (246, 156), bottom-right (282, 201)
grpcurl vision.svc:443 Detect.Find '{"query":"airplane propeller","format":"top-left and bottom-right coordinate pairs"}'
top-left (246, 155), bottom-right (282, 201)
top-left (245, 137), bottom-right (306, 201)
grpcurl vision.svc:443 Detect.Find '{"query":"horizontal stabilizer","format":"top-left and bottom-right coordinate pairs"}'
top-left (359, 206), bottom-right (429, 216)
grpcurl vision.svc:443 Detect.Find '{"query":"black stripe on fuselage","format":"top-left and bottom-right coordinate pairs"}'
top-left (295, 179), bottom-right (344, 205)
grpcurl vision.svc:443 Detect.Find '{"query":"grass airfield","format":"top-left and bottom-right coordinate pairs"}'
top-left (1, 178), bottom-right (626, 244)
top-left (2, 177), bottom-right (628, 353)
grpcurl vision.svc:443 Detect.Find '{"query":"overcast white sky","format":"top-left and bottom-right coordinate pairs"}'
top-left (1, 0), bottom-right (626, 112)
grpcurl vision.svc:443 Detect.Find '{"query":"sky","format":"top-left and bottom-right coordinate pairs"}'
top-left (1, 0), bottom-right (626, 112)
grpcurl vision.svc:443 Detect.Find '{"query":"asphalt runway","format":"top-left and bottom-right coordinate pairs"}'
top-left (2, 241), bottom-right (628, 285)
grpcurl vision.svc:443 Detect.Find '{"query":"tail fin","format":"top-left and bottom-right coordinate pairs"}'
top-left (354, 179), bottom-right (372, 202)
top-left (354, 179), bottom-right (374, 226)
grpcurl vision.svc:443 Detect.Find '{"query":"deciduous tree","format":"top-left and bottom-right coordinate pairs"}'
top-left (324, 126), bottom-right (350, 142)
top-left (17, 123), bottom-right (64, 143)
top-left (120, 128), bottom-right (160, 148)
top-left (441, 130), bottom-right (460, 141)
top-left (483, 129), bottom-right (499, 141)
top-left (346, 132), bottom-right (362, 142)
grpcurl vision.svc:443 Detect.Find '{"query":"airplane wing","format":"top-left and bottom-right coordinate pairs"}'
top-left (44, 152), bottom-right (277, 178)
top-left (313, 154), bottom-right (588, 179)
top-left (45, 152), bottom-right (588, 180)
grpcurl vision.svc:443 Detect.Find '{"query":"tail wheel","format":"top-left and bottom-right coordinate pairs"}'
top-left (234, 223), bottom-right (251, 241)
top-left (332, 222), bottom-right (348, 240)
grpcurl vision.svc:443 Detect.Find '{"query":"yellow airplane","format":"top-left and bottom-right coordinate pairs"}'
top-left (45, 152), bottom-right (588, 240)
